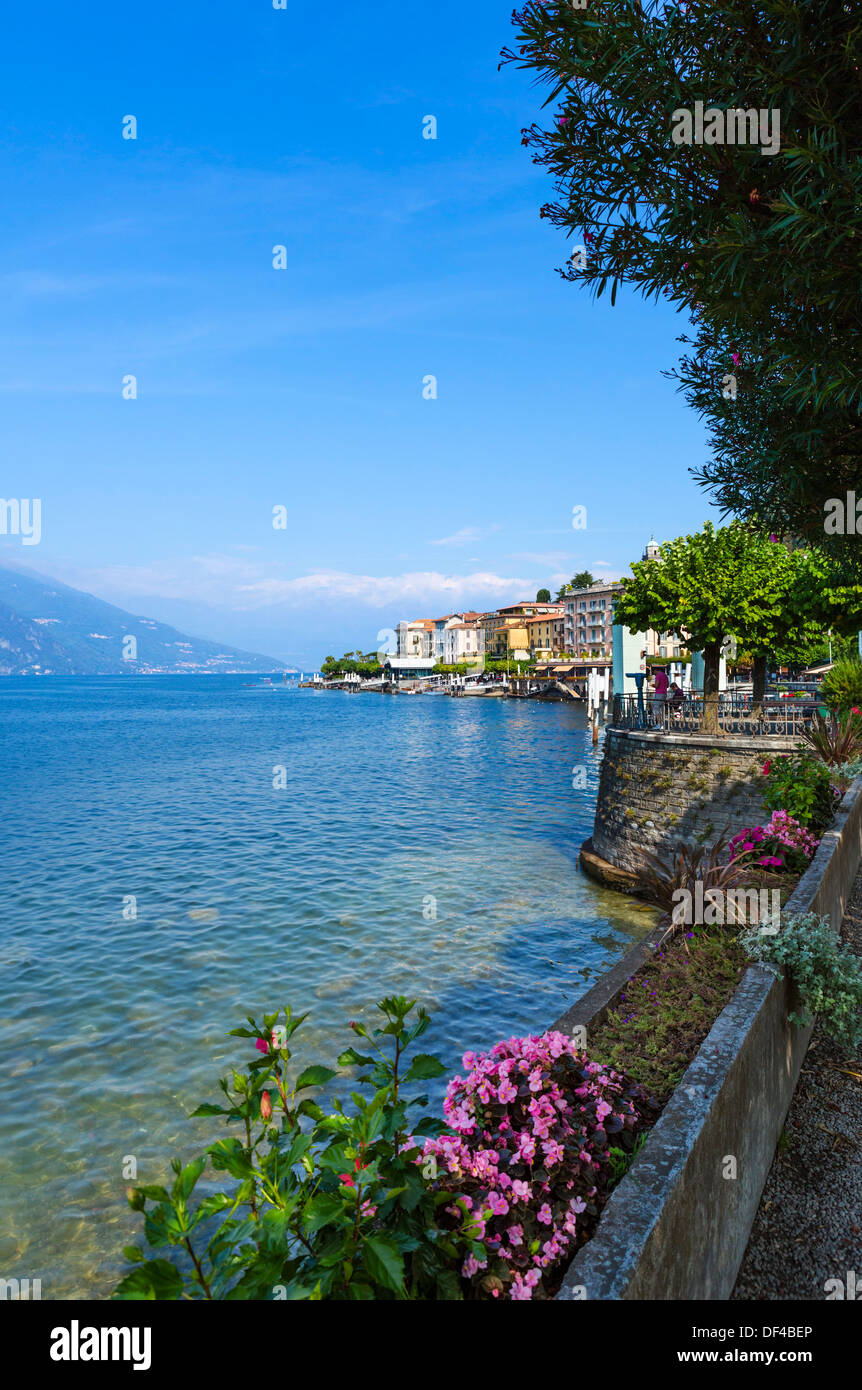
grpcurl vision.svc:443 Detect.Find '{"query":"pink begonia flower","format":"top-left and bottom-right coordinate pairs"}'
top-left (511, 1179), bottom-right (530, 1201)
top-left (596, 1100), bottom-right (612, 1123)
top-left (461, 1254), bottom-right (486, 1279)
top-left (498, 1078), bottom-right (518, 1104)
top-left (537, 1203), bottom-right (553, 1226)
top-left (488, 1191), bottom-right (510, 1217)
top-left (543, 1139), bottom-right (564, 1166)
top-left (508, 1223), bottom-right (524, 1247)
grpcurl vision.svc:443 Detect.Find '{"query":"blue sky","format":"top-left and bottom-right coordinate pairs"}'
top-left (0, 0), bottom-right (718, 667)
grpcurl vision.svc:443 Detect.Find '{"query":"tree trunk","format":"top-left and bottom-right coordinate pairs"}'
top-left (751, 654), bottom-right (767, 718)
top-left (701, 639), bottom-right (722, 734)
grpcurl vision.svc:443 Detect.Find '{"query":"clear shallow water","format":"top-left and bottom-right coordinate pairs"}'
top-left (0, 676), bottom-right (654, 1298)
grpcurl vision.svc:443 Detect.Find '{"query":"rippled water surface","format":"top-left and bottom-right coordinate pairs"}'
top-left (0, 676), bottom-right (654, 1297)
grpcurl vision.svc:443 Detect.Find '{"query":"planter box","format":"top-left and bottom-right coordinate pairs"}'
top-left (553, 778), bottom-right (862, 1300)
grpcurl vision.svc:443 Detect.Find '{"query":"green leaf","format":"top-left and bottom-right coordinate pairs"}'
top-left (295, 1065), bottom-right (337, 1091)
top-left (337, 1048), bottom-right (376, 1068)
top-left (122, 1246), bottom-right (145, 1263)
top-left (172, 1155), bottom-right (207, 1202)
top-left (135, 1185), bottom-right (171, 1203)
top-left (207, 1138), bottom-right (256, 1180)
top-left (112, 1259), bottom-right (184, 1301)
top-left (404, 1053), bottom-right (447, 1082)
top-left (362, 1234), bottom-right (405, 1295)
top-left (195, 1192), bottom-right (234, 1221)
top-left (302, 1192), bottom-right (345, 1233)
top-left (189, 1103), bottom-right (228, 1118)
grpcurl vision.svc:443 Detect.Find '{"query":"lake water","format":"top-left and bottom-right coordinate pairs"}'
top-left (0, 676), bottom-right (654, 1298)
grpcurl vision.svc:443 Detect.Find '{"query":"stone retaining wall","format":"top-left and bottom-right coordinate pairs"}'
top-left (592, 728), bottom-right (799, 877)
top-left (553, 776), bottom-right (862, 1300)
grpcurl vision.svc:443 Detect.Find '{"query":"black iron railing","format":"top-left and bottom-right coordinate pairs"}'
top-left (610, 691), bottom-right (817, 737)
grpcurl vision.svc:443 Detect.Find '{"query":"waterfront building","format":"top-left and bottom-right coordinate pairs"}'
top-left (383, 656), bottom-right (437, 680)
top-left (560, 582), bottom-right (622, 659)
top-left (523, 612), bottom-right (565, 659)
top-left (442, 621), bottom-right (485, 666)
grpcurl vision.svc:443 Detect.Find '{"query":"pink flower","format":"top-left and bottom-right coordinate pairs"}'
top-left (537, 1203), bottom-right (552, 1226)
top-left (508, 1223), bottom-right (524, 1247)
top-left (511, 1179), bottom-right (530, 1201)
top-left (255, 1037), bottom-right (269, 1053)
top-left (488, 1191), bottom-right (510, 1217)
top-left (497, 1078), bottom-right (517, 1104)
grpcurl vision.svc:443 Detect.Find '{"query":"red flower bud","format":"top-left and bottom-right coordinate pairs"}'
top-left (260, 1090), bottom-right (272, 1121)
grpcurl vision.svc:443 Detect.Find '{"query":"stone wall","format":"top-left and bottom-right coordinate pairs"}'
top-left (555, 777), bottom-right (862, 1300)
top-left (591, 727), bottom-right (800, 877)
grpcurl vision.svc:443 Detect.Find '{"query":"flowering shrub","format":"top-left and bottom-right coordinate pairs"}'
top-left (417, 1031), bottom-right (654, 1300)
top-left (115, 997), bottom-right (478, 1300)
top-left (761, 753), bottom-right (838, 833)
top-left (729, 811), bottom-right (820, 874)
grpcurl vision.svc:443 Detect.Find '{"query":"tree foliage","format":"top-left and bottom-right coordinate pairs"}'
top-left (503, 0), bottom-right (862, 546)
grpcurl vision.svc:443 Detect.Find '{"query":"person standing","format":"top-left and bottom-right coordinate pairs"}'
top-left (652, 665), bottom-right (670, 722)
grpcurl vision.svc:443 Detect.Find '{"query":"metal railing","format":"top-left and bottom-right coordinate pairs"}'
top-left (611, 691), bottom-right (818, 737)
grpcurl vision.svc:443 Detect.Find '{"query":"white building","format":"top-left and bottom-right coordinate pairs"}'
top-left (442, 622), bottom-right (485, 666)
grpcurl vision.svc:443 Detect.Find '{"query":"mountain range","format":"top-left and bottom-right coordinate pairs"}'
top-left (0, 565), bottom-right (286, 675)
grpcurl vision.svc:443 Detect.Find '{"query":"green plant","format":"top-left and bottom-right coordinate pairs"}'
top-left (607, 1132), bottom-right (649, 1188)
top-left (761, 753), bottom-right (837, 833)
top-left (799, 709), bottom-right (862, 769)
top-left (742, 913), bottom-right (862, 1053)
top-left (638, 836), bottom-right (759, 928)
top-left (822, 660), bottom-right (862, 716)
top-left (115, 997), bottom-right (475, 1301)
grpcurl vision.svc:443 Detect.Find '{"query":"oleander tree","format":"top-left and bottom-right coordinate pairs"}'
top-left (502, 0), bottom-right (862, 544)
top-left (614, 523), bottom-right (852, 730)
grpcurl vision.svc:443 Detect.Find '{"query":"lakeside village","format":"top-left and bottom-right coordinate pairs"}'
top-left (309, 537), bottom-right (830, 715)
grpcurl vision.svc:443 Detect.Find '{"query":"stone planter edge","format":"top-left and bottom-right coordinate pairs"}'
top-left (552, 775), bottom-right (862, 1301)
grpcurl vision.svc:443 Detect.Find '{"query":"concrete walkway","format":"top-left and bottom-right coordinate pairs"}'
top-left (731, 866), bottom-right (862, 1300)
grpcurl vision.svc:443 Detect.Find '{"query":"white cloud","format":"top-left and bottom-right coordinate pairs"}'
top-left (430, 527), bottom-right (482, 548)
top-left (16, 554), bottom-right (535, 615)
top-left (235, 569), bottom-right (534, 611)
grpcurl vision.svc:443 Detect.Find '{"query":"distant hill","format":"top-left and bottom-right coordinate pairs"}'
top-left (0, 565), bottom-right (286, 675)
